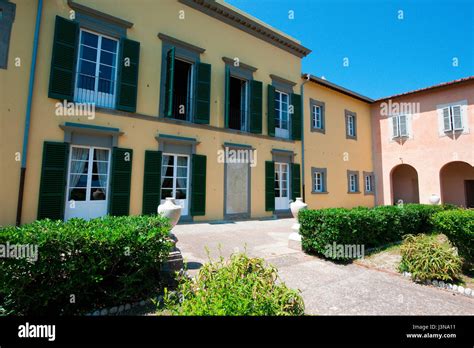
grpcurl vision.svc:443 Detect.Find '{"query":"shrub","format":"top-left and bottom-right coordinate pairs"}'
top-left (0, 215), bottom-right (173, 315)
top-left (398, 234), bottom-right (462, 282)
top-left (162, 253), bottom-right (304, 316)
top-left (299, 204), bottom-right (454, 260)
top-left (431, 209), bottom-right (474, 270)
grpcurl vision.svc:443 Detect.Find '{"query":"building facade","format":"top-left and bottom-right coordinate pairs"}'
top-left (1, 0), bottom-right (472, 227)
top-left (303, 75), bottom-right (375, 209)
top-left (371, 77), bottom-right (474, 207)
top-left (2, 0), bottom-right (314, 225)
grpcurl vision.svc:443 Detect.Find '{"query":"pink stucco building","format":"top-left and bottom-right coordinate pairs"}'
top-left (371, 77), bottom-right (474, 207)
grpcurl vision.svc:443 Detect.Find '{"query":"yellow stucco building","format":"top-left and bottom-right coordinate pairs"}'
top-left (1, 0), bottom-right (375, 226)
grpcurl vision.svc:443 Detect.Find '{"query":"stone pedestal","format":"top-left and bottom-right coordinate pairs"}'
top-left (158, 198), bottom-right (185, 285)
top-left (164, 248), bottom-right (184, 273)
top-left (288, 232), bottom-right (302, 250)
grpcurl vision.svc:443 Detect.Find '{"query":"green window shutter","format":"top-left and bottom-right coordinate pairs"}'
top-left (164, 47), bottom-right (175, 117)
top-left (267, 85), bottom-right (276, 137)
top-left (224, 65), bottom-right (230, 128)
top-left (194, 62), bottom-right (211, 124)
top-left (291, 163), bottom-right (301, 201)
top-left (265, 161), bottom-right (275, 211)
top-left (37, 142), bottom-right (69, 220)
top-left (48, 16), bottom-right (78, 101)
top-left (142, 150), bottom-right (162, 215)
top-left (190, 154), bottom-right (206, 216)
top-left (291, 93), bottom-right (302, 140)
top-left (109, 148), bottom-right (133, 216)
top-left (116, 38), bottom-right (140, 113)
top-left (249, 80), bottom-right (263, 134)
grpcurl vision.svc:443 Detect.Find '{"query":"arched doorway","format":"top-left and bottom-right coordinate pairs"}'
top-left (391, 164), bottom-right (420, 204)
top-left (440, 161), bottom-right (474, 207)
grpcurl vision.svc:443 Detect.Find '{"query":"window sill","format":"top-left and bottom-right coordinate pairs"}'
top-left (443, 129), bottom-right (464, 133)
top-left (274, 135), bottom-right (291, 140)
top-left (311, 191), bottom-right (329, 194)
top-left (364, 191), bottom-right (375, 196)
top-left (311, 128), bottom-right (325, 134)
top-left (347, 191), bottom-right (361, 194)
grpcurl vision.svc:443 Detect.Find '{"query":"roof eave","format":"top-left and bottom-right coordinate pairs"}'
top-left (304, 74), bottom-right (374, 103)
top-left (178, 0), bottom-right (311, 58)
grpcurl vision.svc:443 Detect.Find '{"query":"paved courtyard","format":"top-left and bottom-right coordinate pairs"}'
top-left (173, 218), bottom-right (474, 315)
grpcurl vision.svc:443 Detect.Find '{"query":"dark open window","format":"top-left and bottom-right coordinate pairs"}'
top-left (228, 76), bottom-right (248, 131)
top-left (172, 58), bottom-right (193, 120)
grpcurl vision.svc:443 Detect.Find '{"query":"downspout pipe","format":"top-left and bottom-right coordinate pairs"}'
top-left (300, 73), bottom-right (310, 202)
top-left (16, 0), bottom-right (43, 226)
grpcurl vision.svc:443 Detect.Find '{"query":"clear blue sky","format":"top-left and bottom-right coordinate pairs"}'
top-left (226, 0), bottom-right (474, 99)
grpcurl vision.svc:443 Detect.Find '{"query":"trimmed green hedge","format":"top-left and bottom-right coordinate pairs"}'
top-left (162, 253), bottom-right (304, 316)
top-left (299, 204), bottom-right (453, 260)
top-left (0, 215), bottom-right (173, 315)
top-left (431, 209), bottom-right (474, 270)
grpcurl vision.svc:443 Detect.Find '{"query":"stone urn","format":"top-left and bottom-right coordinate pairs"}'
top-left (158, 197), bottom-right (182, 229)
top-left (158, 198), bottom-right (184, 280)
top-left (429, 194), bottom-right (441, 205)
top-left (288, 197), bottom-right (308, 250)
top-left (290, 197), bottom-right (308, 221)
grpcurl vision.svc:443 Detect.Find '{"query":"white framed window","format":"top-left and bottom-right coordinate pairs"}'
top-left (312, 105), bottom-right (323, 129)
top-left (365, 175), bottom-right (373, 193)
top-left (442, 105), bottom-right (463, 132)
top-left (391, 114), bottom-right (409, 139)
top-left (161, 154), bottom-right (189, 200)
top-left (437, 100), bottom-right (469, 136)
top-left (314, 171), bottom-right (324, 192)
top-left (75, 29), bottom-right (119, 108)
top-left (348, 172), bottom-right (359, 193)
top-left (66, 146), bottom-right (111, 203)
top-left (274, 162), bottom-right (289, 199)
top-left (346, 114), bottom-right (356, 137)
top-left (274, 90), bottom-right (289, 138)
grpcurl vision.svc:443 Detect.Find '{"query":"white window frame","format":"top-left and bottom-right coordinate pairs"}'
top-left (312, 105), bottom-right (322, 129)
top-left (161, 153), bottom-right (190, 201)
top-left (313, 171), bottom-right (324, 192)
top-left (347, 114), bottom-right (355, 137)
top-left (442, 105), bottom-right (463, 132)
top-left (390, 114), bottom-right (410, 139)
top-left (365, 175), bottom-right (373, 192)
top-left (274, 162), bottom-right (289, 199)
top-left (66, 145), bottom-right (112, 204)
top-left (275, 90), bottom-right (290, 138)
top-left (349, 173), bottom-right (358, 193)
top-left (75, 28), bottom-right (119, 108)
top-left (437, 100), bottom-right (469, 136)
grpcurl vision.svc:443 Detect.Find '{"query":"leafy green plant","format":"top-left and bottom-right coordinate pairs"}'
top-left (431, 209), bottom-right (474, 271)
top-left (298, 204), bottom-right (455, 260)
top-left (0, 215), bottom-right (173, 315)
top-left (398, 234), bottom-right (462, 282)
top-left (161, 253), bottom-right (304, 316)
